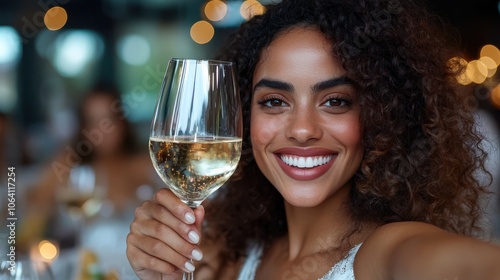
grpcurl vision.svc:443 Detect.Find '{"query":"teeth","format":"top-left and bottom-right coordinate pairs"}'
top-left (280, 155), bottom-right (333, 168)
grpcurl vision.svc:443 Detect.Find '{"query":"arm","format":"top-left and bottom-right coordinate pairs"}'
top-left (355, 222), bottom-right (500, 280)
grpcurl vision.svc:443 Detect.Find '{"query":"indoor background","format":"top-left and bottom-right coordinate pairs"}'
top-left (0, 0), bottom-right (499, 279)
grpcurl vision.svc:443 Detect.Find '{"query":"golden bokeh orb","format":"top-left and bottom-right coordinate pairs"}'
top-left (205, 0), bottom-right (228, 21)
top-left (240, 0), bottom-right (266, 20)
top-left (38, 240), bottom-right (58, 260)
top-left (44, 6), bottom-right (68, 31)
top-left (190, 20), bottom-right (215, 44)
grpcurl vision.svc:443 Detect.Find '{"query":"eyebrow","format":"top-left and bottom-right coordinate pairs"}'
top-left (311, 76), bottom-right (355, 92)
top-left (253, 76), bottom-right (355, 93)
top-left (253, 79), bottom-right (293, 92)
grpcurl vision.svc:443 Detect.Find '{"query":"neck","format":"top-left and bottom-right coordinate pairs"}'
top-left (282, 184), bottom-right (356, 260)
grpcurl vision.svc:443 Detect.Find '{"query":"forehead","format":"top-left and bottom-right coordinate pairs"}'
top-left (253, 27), bottom-right (345, 85)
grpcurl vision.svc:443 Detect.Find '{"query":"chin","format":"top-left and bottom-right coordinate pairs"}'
top-left (280, 189), bottom-right (328, 208)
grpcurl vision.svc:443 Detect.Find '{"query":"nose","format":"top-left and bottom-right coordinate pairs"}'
top-left (285, 105), bottom-right (323, 144)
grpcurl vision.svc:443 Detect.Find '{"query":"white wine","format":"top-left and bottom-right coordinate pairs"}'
top-left (149, 136), bottom-right (242, 207)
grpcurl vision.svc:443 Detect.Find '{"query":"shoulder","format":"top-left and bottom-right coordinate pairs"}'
top-left (353, 221), bottom-right (446, 280)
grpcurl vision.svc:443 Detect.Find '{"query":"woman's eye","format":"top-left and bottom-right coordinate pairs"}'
top-left (324, 98), bottom-right (350, 107)
top-left (259, 98), bottom-right (287, 107)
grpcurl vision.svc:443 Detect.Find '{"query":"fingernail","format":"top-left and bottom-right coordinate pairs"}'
top-left (185, 212), bottom-right (195, 224)
top-left (184, 261), bottom-right (195, 272)
top-left (191, 249), bottom-right (203, 261)
top-left (188, 231), bottom-right (200, 244)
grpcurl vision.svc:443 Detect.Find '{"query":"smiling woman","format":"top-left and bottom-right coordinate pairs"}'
top-left (250, 27), bottom-right (363, 208)
top-left (125, 0), bottom-right (500, 279)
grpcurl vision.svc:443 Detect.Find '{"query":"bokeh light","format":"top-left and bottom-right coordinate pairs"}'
top-left (480, 44), bottom-right (500, 67)
top-left (44, 6), bottom-right (68, 31)
top-left (240, 0), bottom-right (266, 20)
top-left (117, 34), bottom-right (151, 65)
top-left (205, 0), bottom-right (228, 21)
top-left (0, 26), bottom-right (21, 65)
top-left (190, 20), bottom-right (215, 44)
top-left (38, 240), bottom-right (58, 261)
top-left (53, 30), bottom-right (104, 77)
top-left (449, 57), bottom-right (471, 85)
top-left (479, 56), bottom-right (498, 77)
top-left (492, 84), bottom-right (500, 108)
top-left (466, 60), bottom-right (488, 84)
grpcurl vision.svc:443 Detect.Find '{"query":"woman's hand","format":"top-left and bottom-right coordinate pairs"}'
top-left (126, 188), bottom-right (205, 280)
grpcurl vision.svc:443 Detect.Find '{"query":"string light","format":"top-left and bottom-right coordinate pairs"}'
top-left (38, 240), bottom-right (58, 261)
top-left (204, 0), bottom-right (228, 21)
top-left (44, 6), bottom-right (68, 31)
top-left (240, 0), bottom-right (265, 20)
top-left (190, 20), bottom-right (215, 44)
top-left (480, 44), bottom-right (500, 67)
top-left (479, 56), bottom-right (497, 77)
top-left (449, 57), bottom-right (471, 85)
top-left (466, 60), bottom-right (488, 84)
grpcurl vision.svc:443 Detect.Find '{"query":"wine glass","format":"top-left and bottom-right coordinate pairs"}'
top-left (57, 164), bottom-right (105, 221)
top-left (0, 259), bottom-right (54, 280)
top-left (149, 58), bottom-right (242, 279)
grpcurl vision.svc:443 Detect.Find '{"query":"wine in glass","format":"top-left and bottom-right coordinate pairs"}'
top-left (149, 58), bottom-right (242, 279)
top-left (57, 164), bottom-right (104, 220)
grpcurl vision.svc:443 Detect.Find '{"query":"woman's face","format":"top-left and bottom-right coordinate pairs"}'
top-left (250, 27), bottom-right (364, 207)
top-left (83, 93), bottom-right (126, 157)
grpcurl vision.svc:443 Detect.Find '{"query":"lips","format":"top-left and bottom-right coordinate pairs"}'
top-left (273, 148), bottom-right (336, 181)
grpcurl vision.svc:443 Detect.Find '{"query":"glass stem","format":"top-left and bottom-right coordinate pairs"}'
top-left (183, 271), bottom-right (194, 280)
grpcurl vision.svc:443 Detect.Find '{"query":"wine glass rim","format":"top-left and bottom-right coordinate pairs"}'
top-left (169, 58), bottom-right (234, 65)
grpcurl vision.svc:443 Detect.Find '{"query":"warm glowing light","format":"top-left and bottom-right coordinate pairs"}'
top-left (451, 57), bottom-right (471, 85)
top-left (38, 240), bottom-right (58, 261)
top-left (491, 84), bottom-right (500, 108)
top-left (466, 60), bottom-right (488, 84)
top-left (448, 56), bottom-right (468, 71)
top-left (480, 44), bottom-right (500, 67)
top-left (190, 20), bottom-right (215, 44)
top-left (205, 0), bottom-right (228, 21)
top-left (44, 7), bottom-right (68, 31)
top-left (240, 0), bottom-right (266, 20)
top-left (479, 56), bottom-right (498, 77)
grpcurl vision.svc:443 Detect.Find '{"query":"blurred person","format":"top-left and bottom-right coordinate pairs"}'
top-left (19, 83), bottom-right (159, 250)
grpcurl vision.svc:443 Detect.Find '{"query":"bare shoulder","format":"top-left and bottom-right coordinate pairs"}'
top-left (354, 222), bottom-right (447, 280)
top-left (354, 222), bottom-right (500, 280)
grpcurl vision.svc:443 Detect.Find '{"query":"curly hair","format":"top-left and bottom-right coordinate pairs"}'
top-left (206, 0), bottom-right (490, 261)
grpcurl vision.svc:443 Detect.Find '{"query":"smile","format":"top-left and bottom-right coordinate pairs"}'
top-left (273, 149), bottom-right (337, 181)
top-left (280, 155), bottom-right (332, 169)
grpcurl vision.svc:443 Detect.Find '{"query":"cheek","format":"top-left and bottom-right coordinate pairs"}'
top-left (250, 112), bottom-right (281, 150)
top-left (336, 118), bottom-right (363, 153)
top-left (327, 116), bottom-right (363, 150)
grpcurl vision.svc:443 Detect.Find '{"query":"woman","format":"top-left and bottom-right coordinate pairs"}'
top-left (21, 84), bottom-right (158, 248)
top-left (126, 0), bottom-right (500, 279)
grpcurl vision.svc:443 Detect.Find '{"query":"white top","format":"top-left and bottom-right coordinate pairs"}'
top-left (237, 243), bottom-right (362, 280)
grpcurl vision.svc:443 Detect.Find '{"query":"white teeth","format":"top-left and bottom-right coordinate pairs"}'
top-left (280, 155), bottom-right (333, 168)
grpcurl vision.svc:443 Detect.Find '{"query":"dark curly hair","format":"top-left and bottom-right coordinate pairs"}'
top-left (206, 0), bottom-right (490, 261)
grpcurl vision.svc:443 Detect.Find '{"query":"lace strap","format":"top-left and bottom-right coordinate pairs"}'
top-left (236, 243), bottom-right (264, 280)
top-left (318, 243), bottom-right (362, 280)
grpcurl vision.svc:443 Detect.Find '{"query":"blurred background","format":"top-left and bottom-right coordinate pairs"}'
top-left (0, 0), bottom-right (499, 279)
